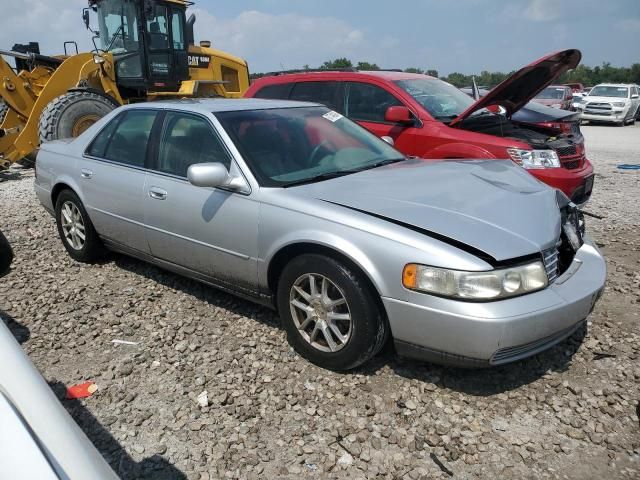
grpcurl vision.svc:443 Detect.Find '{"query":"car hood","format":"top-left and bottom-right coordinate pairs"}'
top-left (291, 160), bottom-right (561, 262)
top-left (449, 49), bottom-right (581, 126)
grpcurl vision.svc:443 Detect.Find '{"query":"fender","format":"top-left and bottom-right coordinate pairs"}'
top-left (260, 229), bottom-right (391, 297)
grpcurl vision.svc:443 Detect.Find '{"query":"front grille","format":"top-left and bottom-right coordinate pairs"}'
top-left (562, 159), bottom-right (580, 170)
top-left (555, 145), bottom-right (577, 157)
top-left (543, 247), bottom-right (559, 283)
top-left (490, 321), bottom-right (584, 365)
top-left (585, 102), bottom-right (612, 115)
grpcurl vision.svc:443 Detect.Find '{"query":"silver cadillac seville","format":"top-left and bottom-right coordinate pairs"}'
top-left (35, 99), bottom-right (606, 370)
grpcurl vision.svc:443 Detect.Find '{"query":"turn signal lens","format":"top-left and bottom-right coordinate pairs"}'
top-left (402, 264), bottom-right (417, 289)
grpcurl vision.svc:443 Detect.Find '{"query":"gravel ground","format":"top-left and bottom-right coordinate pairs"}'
top-left (1, 123), bottom-right (639, 479)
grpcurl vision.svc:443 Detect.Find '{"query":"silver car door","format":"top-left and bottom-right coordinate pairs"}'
top-left (81, 109), bottom-right (159, 254)
top-left (143, 111), bottom-right (259, 293)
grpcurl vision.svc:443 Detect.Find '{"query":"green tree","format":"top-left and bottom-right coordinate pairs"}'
top-left (404, 67), bottom-right (424, 74)
top-left (356, 61), bottom-right (380, 70)
top-left (321, 58), bottom-right (353, 70)
top-left (426, 69), bottom-right (439, 78)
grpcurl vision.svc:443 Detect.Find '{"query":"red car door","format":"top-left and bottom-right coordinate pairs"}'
top-left (344, 81), bottom-right (423, 155)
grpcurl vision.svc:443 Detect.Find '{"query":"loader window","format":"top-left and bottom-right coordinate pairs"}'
top-left (146, 6), bottom-right (170, 50)
top-left (171, 11), bottom-right (185, 50)
top-left (97, 0), bottom-right (140, 54)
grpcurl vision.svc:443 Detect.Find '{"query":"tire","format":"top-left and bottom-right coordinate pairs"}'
top-left (55, 190), bottom-right (106, 263)
top-left (276, 254), bottom-right (388, 371)
top-left (0, 229), bottom-right (13, 277)
top-left (0, 101), bottom-right (8, 125)
top-left (39, 91), bottom-right (117, 143)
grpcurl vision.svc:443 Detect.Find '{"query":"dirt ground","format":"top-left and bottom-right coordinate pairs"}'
top-left (0, 122), bottom-right (639, 479)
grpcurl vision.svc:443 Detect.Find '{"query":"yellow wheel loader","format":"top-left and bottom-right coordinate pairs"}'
top-left (0, 0), bottom-right (250, 169)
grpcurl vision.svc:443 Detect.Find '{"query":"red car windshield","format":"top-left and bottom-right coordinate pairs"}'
top-left (394, 78), bottom-right (475, 121)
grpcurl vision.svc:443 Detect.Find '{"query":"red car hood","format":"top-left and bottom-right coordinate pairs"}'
top-left (449, 49), bottom-right (581, 126)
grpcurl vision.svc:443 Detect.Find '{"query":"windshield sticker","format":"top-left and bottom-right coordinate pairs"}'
top-left (617, 88), bottom-right (627, 91)
top-left (322, 111), bottom-right (343, 122)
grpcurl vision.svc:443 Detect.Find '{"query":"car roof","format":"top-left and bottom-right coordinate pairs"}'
top-left (593, 83), bottom-right (633, 87)
top-left (124, 98), bottom-right (321, 114)
top-left (253, 70), bottom-right (437, 84)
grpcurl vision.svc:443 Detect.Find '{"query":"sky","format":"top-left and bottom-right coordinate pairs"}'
top-left (2, 0), bottom-right (639, 75)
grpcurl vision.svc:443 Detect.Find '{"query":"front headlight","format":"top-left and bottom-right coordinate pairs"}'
top-left (612, 102), bottom-right (626, 108)
top-left (507, 148), bottom-right (560, 169)
top-left (402, 261), bottom-right (548, 301)
top-left (551, 103), bottom-right (563, 108)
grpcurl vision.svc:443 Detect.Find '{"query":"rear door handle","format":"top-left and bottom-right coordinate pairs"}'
top-left (80, 169), bottom-right (93, 179)
top-left (148, 187), bottom-right (167, 200)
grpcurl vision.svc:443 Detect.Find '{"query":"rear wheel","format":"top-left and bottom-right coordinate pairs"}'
top-left (55, 190), bottom-right (106, 263)
top-left (277, 254), bottom-right (388, 371)
top-left (39, 91), bottom-right (117, 143)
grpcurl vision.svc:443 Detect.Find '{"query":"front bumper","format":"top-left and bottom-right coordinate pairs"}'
top-left (580, 109), bottom-right (629, 123)
top-left (528, 159), bottom-right (594, 205)
top-left (384, 237), bottom-right (606, 367)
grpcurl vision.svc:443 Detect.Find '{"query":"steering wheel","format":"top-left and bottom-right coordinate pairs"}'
top-left (309, 140), bottom-right (335, 165)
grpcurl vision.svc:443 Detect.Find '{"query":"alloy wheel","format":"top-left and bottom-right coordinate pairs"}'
top-left (289, 273), bottom-right (352, 352)
top-left (60, 201), bottom-right (86, 250)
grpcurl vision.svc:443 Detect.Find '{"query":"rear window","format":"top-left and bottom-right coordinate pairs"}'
top-left (289, 81), bottom-right (343, 112)
top-left (253, 83), bottom-right (293, 100)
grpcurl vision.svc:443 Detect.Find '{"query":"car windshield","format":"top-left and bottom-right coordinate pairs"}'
top-left (216, 107), bottom-right (405, 187)
top-left (589, 86), bottom-right (629, 98)
top-left (535, 87), bottom-right (566, 100)
top-left (97, 0), bottom-right (140, 54)
top-left (394, 78), bottom-right (476, 121)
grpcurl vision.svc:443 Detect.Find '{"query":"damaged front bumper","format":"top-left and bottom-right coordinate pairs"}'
top-left (385, 237), bottom-right (606, 367)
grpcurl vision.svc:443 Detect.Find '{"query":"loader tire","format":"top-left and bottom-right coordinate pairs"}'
top-left (39, 91), bottom-right (117, 142)
top-left (0, 101), bottom-right (8, 125)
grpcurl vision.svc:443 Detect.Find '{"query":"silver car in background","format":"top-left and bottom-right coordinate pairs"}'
top-left (35, 99), bottom-right (606, 370)
top-left (577, 83), bottom-right (640, 125)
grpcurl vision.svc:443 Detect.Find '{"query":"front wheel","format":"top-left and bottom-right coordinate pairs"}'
top-left (277, 254), bottom-right (388, 371)
top-left (55, 190), bottom-right (106, 263)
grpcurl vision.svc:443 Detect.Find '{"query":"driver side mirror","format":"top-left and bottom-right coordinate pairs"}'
top-left (187, 163), bottom-right (247, 191)
top-left (384, 106), bottom-right (414, 125)
top-left (82, 8), bottom-right (91, 30)
top-left (632, 94), bottom-right (639, 99)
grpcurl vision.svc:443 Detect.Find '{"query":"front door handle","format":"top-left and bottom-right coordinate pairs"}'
top-left (80, 169), bottom-right (93, 179)
top-left (148, 187), bottom-right (167, 200)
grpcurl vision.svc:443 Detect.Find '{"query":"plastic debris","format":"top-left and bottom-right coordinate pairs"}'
top-left (66, 382), bottom-right (98, 399)
top-left (617, 164), bottom-right (640, 170)
top-left (111, 339), bottom-right (140, 346)
top-left (196, 390), bottom-right (209, 408)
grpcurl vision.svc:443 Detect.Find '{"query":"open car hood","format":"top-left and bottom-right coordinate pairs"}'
top-left (449, 49), bottom-right (581, 126)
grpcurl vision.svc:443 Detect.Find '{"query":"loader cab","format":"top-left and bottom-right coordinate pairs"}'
top-left (93, 0), bottom-right (189, 94)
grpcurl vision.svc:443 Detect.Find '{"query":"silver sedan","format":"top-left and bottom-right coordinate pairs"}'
top-left (35, 99), bottom-right (606, 370)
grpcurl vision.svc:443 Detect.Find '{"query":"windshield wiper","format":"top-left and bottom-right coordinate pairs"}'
top-left (282, 158), bottom-right (405, 187)
top-left (282, 170), bottom-right (361, 187)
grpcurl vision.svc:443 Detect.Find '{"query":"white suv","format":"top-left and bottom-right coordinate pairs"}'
top-left (578, 84), bottom-right (640, 126)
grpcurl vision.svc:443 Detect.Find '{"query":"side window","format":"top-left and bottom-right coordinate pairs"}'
top-left (253, 83), bottom-right (293, 100)
top-left (86, 116), bottom-right (120, 158)
top-left (103, 110), bottom-right (157, 167)
top-left (170, 10), bottom-right (185, 50)
top-left (346, 82), bottom-right (402, 122)
top-left (290, 82), bottom-right (342, 112)
top-left (157, 112), bottom-right (232, 177)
